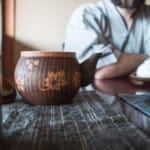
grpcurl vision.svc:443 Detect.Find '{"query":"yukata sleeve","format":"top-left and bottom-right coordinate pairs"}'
top-left (142, 6), bottom-right (150, 57)
top-left (144, 24), bottom-right (150, 57)
top-left (144, 39), bottom-right (150, 57)
top-left (64, 4), bottom-right (121, 68)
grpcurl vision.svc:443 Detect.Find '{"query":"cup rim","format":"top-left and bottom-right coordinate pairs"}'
top-left (21, 51), bottom-right (76, 57)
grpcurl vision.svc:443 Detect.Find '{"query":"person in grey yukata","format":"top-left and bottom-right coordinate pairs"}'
top-left (64, 0), bottom-right (150, 79)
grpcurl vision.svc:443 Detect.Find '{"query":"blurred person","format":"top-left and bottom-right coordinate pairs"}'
top-left (64, 0), bottom-right (150, 79)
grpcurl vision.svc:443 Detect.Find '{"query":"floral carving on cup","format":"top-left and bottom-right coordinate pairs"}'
top-left (40, 71), bottom-right (67, 92)
top-left (15, 77), bottom-right (25, 92)
top-left (25, 59), bottom-right (39, 71)
top-left (73, 72), bottom-right (80, 87)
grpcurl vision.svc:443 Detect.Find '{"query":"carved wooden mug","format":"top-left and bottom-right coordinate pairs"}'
top-left (14, 51), bottom-right (101, 105)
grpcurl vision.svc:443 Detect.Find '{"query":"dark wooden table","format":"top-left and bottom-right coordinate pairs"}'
top-left (93, 77), bottom-right (150, 135)
top-left (0, 77), bottom-right (150, 150)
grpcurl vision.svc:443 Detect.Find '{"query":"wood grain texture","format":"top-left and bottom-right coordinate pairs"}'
top-left (1, 91), bottom-right (150, 149)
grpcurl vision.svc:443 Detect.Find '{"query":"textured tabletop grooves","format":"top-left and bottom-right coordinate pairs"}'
top-left (1, 91), bottom-right (150, 150)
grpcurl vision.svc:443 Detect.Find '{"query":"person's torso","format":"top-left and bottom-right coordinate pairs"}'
top-left (97, 0), bottom-right (150, 54)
